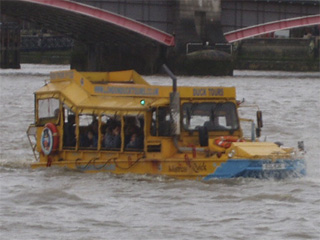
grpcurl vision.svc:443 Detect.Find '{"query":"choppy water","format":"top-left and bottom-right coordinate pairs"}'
top-left (0, 64), bottom-right (319, 240)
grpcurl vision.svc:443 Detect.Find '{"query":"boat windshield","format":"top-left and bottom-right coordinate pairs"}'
top-left (182, 102), bottom-right (239, 131)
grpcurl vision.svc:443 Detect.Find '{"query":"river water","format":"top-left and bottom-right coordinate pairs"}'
top-left (0, 64), bottom-right (319, 240)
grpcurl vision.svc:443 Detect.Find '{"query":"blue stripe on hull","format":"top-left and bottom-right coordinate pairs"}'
top-left (203, 159), bottom-right (306, 180)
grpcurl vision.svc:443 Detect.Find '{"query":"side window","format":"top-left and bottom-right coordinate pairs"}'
top-left (124, 115), bottom-right (144, 151)
top-left (211, 103), bottom-right (239, 130)
top-left (78, 114), bottom-right (98, 149)
top-left (182, 102), bottom-right (239, 131)
top-left (150, 109), bottom-right (157, 136)
top-left (217, 115), bottom-right (227, 128)
top-left (150, 107), bottom-right (171, 137)
top-left (37, 98), bottom-right (60, 125)
top-left (158, 107), bottom-right (171, 136)
top-left (63, 108), bottom-right (76, 148)
top-left (100, 115), bottom-right (109, 139)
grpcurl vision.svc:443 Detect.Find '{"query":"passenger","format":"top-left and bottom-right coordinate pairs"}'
top-left (126, 116), bottom-right (144, 138)
top-left (126, 133), bottom-right (143, 149)
top-left (125, 124), bottom-right (139, 146)
top-left (104, 125), bottom-right (121, 149)
top-left (80, 129), bottom-right (97, 148)
top-left (63, 115), bottom-right (76, 147)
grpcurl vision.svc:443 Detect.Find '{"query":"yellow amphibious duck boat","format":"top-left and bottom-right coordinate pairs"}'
top-left (27, 66), bottom-right (306, 180)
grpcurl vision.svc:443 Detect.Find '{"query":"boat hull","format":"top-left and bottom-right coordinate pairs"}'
top-left (31, 156), bottom-right (306, 180)
top-left (203, 159), bottom-right (306, 180)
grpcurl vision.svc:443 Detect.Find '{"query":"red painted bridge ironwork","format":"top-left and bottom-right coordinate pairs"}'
top-left (9, 0), bottom-right (175, 46)
top-left (224, 14), bottom-right (320, 43)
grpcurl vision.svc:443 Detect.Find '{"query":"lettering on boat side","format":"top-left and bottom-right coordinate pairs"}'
top-left (168, 162), bottom-right (207, 173)
top-left (262, 163), bottom-right (285, 170)
top-left (95, 86), bottom-right (159, 96)
top-left (168, 164), bottom-right (188, 173)
top-left (193, 88), bottom-right (224, 97)
top-left (50, 71), bottom-right (74, 80)
top-left (193, 162), bottom-right (207, 172)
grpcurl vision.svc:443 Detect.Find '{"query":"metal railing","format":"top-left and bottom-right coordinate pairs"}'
top-left (21, 36), bottom-right (74, 51)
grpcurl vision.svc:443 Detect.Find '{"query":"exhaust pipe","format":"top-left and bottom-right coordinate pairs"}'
top-left (162, 64), bottom-right (177, 92)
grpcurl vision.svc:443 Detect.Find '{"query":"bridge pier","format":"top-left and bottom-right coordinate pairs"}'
top-left (0, 19), bottom-right (21, 69)
top-left (67, 0), bottom-right (233, 75)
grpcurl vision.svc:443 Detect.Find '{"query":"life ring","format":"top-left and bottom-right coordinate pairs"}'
top-left (214, 136), bottom-right (244, 149)
top-left (40, 123), bottom-right (59, 155)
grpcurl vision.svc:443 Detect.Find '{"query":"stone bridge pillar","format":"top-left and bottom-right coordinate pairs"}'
top-left (0, 17), bottom-right (21, 69)
top-left (170, 0), bottom-right (232, 75)
top-left (71, 41), bottom-right (166, 74)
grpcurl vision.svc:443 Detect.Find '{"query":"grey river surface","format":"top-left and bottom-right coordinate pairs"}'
top-left (0, 64), bottom-right (319, 240)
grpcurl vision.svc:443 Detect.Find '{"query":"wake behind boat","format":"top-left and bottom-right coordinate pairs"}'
top-left (27, 66), bottom-right (306, 180)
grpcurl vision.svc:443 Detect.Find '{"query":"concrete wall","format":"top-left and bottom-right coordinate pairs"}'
top-left (234, 38), bottom-right (320, 71)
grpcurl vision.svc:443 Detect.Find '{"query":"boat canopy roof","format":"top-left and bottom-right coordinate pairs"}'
top-left (35, 70), bottom-right (236, 114)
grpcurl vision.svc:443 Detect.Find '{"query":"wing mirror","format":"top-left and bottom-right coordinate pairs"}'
top-left (256, 111), bottom-right (263, 138)
top-left (257, 111), bottom-right (263, 129)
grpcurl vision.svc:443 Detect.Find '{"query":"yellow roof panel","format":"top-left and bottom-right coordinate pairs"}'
top-left (37, 69), bottom-right (237, 114)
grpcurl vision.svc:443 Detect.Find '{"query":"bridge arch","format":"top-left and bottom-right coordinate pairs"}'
top-left (224, 14), bottom-right (320, 43)
top-left (1, 0), bottom-right (175, 47)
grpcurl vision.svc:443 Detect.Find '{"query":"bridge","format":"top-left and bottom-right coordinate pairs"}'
top-left (221, 0), bottom-right (319, 33)
top-left (1, 0), bottom-right (319, 74)
top-left (225, 14), bottom-right (320, 43)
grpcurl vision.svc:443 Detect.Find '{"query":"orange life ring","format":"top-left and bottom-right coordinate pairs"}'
top-left (214, 136), bottom-right (244, 149)
top-left (40, 123), bottom-right (59, 155)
